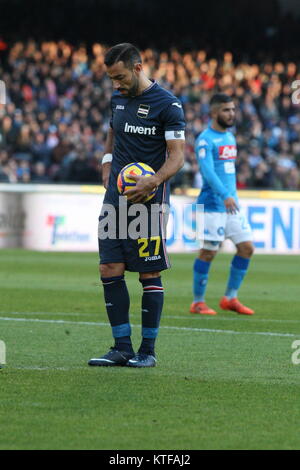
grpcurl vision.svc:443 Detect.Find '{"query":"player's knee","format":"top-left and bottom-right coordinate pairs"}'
top-left (236, 242), bottom-right (254, 258)
top-left (139, 271), bottom-right (161, 280)
top-left (199, 249), bottom-right (216, 263)
top-left (99, 264), bottom-right (110, 278)
top-left (99, 263), bottom-right (125, 278)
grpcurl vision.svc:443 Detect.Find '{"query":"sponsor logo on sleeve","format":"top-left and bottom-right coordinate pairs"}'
top-left (197, 139), bottom-right (208, 158)
top-left (174, 130), bottom-right (183, 138)
top-left (198, 148), bottom-right (206, 158)
top-left (172, 102), bottom-right (182, 108)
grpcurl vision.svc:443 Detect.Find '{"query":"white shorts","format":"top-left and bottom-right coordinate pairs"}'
top-left (201, 210), bottom-right (252, 251)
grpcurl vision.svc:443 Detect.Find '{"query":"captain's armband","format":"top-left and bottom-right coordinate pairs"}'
top-left (165, 130), bottom-right (185, 141)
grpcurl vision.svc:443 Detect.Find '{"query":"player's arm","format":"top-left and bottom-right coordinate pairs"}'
top-left (124, 139), bottom-right (185, 203)
top-left (101, 97), bottom-right (116, 189)
top-left (153, 138), bottom-right (185, 184)
top-left (101, 127), bottom-right (114, 189)
top-left (196, 139), bottom-right (239, 213)
top-left (158, 103), bottom-right (186, 185)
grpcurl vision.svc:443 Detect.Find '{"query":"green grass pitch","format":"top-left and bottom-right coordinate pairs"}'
top-left (0, 249), bottom-right (300, 450)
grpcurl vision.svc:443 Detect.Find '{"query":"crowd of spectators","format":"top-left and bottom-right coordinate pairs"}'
top-left (1, 39), bottom-right (300, 191)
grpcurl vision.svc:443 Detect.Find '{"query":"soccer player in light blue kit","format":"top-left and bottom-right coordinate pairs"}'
top-left (190, 93), bottom-right (255, 315)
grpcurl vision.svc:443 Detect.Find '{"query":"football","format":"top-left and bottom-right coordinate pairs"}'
top-left (117, 162), bottom-right (157, 202)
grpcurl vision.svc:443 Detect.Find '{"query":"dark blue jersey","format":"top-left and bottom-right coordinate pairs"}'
top-left (104, 81), bottom-right (185, 206)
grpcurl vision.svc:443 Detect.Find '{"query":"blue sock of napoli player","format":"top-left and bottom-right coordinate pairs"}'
top-left (225, 255), bottom-right (250, 299)
top-left (193, 258), bottom-right (211, 302)
top-left (139, 277), bottom-right (164, 356)
top-left (101, 275), bottom-right (134, 353)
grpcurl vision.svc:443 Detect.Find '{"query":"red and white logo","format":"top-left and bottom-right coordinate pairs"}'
top-left (218, 145), bottom-right (237, 160)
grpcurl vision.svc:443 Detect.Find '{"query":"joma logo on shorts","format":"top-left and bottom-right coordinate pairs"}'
top-left (124, 122), bottom-right (156, 135)
top-left (145, 255), bottom-right (161, 262)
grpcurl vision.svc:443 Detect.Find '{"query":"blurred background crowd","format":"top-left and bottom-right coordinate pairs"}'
top-left (1, 40), bottom-right (300, 190)
top-left (1, 0), bottom-right (300, 191)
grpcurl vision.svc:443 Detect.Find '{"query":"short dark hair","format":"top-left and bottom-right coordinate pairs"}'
top-left (210, 93), bottom-right (233, 107)
top-left (104, 43), bottom-right (142, 69)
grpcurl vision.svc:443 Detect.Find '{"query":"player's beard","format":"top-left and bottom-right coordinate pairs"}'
top-left (217, 115), bottom-right (235, 129)
top-left (126, 73), bottom-right (139, 97)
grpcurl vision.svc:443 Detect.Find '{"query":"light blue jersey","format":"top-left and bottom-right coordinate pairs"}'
top-left (195, 126), bottom-right (238, 212)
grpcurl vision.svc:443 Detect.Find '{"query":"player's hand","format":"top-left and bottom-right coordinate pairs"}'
top-left (224, 197), bottom-right (239, 214)
top-left (102, 162), bottom-right (111, 189)
top-left (123, 174), bottom-right (158, 203)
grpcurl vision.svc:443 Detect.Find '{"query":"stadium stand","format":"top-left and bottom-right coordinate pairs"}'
top-left (0, 39), bottom-right (300, 190)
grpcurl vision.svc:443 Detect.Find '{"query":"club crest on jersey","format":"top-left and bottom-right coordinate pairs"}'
top-left (218, 145), bottom-right (237, 160)
top-left (137, 104), bottom-right (150, 118)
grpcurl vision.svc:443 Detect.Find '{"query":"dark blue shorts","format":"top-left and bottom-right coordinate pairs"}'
top-left (98, 205), bottom-right (170, 273)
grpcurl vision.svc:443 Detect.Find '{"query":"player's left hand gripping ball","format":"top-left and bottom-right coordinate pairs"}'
top-left (117, 162), bottom-right (158, 202)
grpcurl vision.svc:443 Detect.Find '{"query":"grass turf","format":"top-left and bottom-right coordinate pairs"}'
top-left (0, 249), bottom-right (300, 450)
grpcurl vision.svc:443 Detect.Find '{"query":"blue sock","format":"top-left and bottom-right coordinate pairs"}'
top-left (101, 275), bottom-right (133, 352)
top-left (193, 258), bottom-right (211, 302)
top-left (225, 256), bottom-right (250, 299)
top-left (139, 277), bottom-right (164, 355)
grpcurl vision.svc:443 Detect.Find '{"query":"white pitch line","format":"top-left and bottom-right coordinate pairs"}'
top-left (0, 311), bottom-right (88, 317)
top-left (0, 316), bottom-right (103, 326)
top-left (1, 311), bottom-right (300, 324)
top-left (0, 316), bottom-right (298, 338)
top-left (158, 314), bottom-right (300, 325)
top-left (13, 366), bottom-right (74, 371)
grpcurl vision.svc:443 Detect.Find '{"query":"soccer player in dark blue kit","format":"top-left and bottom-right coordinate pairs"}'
top-left (88, 43), bottom-right (185, 368)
